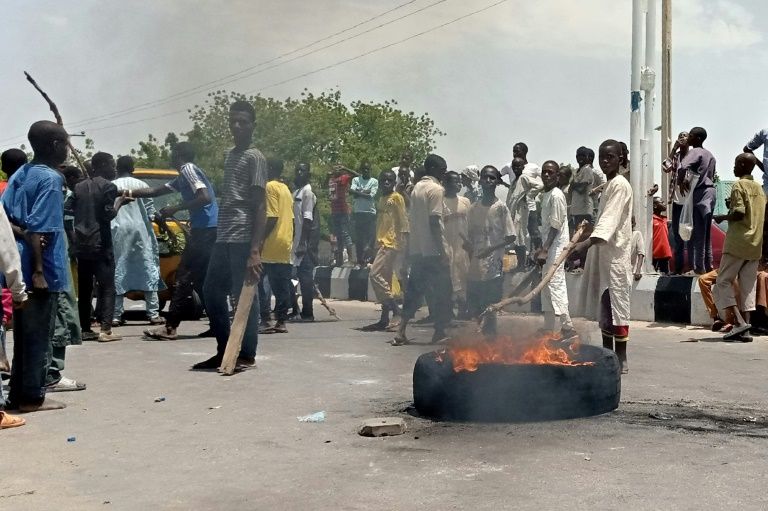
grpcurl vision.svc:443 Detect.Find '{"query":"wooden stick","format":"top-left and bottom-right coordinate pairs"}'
top-left (219, 281), bottom-right (257, 376)
top-left (314, 282), bottom-right (340, 320)
top-left (24, 71), bottom-right (90, 177)
top-left (484, 221), bottom-right (588, 313)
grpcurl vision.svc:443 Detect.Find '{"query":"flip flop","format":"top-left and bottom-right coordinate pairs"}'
top-left (260, 326), bottom-right (288, 334)
top-left (359, 322), bottom-right (388, 332)
top-left (143, 329), bottom-right (177, 341)
top-left (0, 411), bottom-right (25, 429)
top-left (723, 323), bottom-right (751, 341)
top-left (391, 336), bottom-right (410, 346)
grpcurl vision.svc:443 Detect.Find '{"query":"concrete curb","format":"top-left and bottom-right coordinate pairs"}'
top-left (314, 266), bottom-right (708, 326)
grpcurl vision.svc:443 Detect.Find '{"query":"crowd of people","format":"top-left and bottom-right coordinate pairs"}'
top-left (1, 105), bottom-right (767, 431)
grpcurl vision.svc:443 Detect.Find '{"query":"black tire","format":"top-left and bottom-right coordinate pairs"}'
top-left (413, 345), bottom-right (621, 422)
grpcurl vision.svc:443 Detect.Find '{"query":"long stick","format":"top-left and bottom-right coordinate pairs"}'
top-left (313, 282), bottom-right (340, 320)
top-left (479, 221), bottom-right (587, 336)
top-left (219, 281), bottom-right (256, 376)
top-left (24, 72), bottom-right (89, 177)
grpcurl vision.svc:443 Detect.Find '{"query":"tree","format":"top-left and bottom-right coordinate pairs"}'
top-left (132, 88), bottom-right (444, 232)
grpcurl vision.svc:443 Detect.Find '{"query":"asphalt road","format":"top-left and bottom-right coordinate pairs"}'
top-left (4, 301), bottom-right (768, 511)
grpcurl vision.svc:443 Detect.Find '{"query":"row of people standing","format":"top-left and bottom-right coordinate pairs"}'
top-left (359, 142), bottom-right (635, 373)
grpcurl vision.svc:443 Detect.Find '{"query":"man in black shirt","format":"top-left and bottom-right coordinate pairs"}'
top-left (70, 152), bottom-right (131, 342)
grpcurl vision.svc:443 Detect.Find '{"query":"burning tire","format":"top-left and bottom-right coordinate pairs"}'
top-left (413, 344), bottom-right (620, 422)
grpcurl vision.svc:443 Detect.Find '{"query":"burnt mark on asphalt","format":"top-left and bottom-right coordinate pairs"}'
top-left (614, 400), bottom-right (768, 438)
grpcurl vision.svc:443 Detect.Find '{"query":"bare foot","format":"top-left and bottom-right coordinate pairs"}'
top-left (19, 398), bottom-right (67, 413)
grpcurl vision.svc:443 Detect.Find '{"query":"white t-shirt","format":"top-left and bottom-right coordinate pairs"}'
top-left (291, 183), bottom-right (317, 265)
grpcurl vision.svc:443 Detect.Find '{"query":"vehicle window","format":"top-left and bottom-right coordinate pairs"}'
top-left (137, 177), bottom-right (190, 221)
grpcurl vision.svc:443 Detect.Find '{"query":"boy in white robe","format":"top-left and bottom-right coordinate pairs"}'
top-left (573, 140), bottom-right (634, 374)
top-left (534, 161), bottom-right (576, 339)
top-left (507, 158), bottom-right (542, 271)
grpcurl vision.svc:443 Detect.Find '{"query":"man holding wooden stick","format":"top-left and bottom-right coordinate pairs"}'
top-left (193, 100), bottom-right (267, 371)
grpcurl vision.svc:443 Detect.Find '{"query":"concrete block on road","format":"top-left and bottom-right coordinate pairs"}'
top-left (358, 417), bottom-right (407, 437)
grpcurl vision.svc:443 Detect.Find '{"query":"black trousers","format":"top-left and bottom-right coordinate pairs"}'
top-left (167, 227), bottom-right (217, 328)
top-left (77, 253), bottom-right (116, 332)
top-left (8, 290), bottom-right (56, 407)
top-left (402, 255), bottom-right (452, 329)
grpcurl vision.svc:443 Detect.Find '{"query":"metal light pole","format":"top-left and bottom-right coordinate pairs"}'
top-left (630, 0), bottom-right (657, 273)
top-left (661, 0), bottom-right (672, 204)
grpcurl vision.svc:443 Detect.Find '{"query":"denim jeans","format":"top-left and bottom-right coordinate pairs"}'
top-left (258, 275), bottom-right (272, 322)
top-left (264, 263), bottom-right (292, 323)
top-left (331, 212), bottom-right (353, 264)
top-left (8, 291), bottom-right (57, 406)
top-left (202, 242), bottom-right (260, 358)
top-left (692, 204), bottom-right (713, 273)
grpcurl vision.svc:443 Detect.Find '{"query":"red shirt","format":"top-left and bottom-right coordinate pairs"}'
top-left (652, 214), bottom-right (673, 259)
top-left (329, 174), bottom-right (351, 214)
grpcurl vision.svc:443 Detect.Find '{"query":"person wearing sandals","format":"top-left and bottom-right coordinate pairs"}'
top-left (713, 153), bottom-right (766, 342)
top-left (2, 121), bottom-right (70, 412)
top-left (0, 192), bottom-right (27, 427)
top-left (259, 158), bottom-right (294, 335)
top-left (134, 142), bottom-right (219, 341)
top-left (111, 156), bottom-right (166, 325)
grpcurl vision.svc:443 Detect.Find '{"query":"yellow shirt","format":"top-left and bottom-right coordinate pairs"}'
top-left (376, 192), bottom-right (409, 250)
top-left (724, 175), bottom-right (765, 261)
top-left (262, 180), bottom-right (294, 264)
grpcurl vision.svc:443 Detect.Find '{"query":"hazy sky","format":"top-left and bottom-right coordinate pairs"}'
top-left (2, 0), bottom-right (766, 180)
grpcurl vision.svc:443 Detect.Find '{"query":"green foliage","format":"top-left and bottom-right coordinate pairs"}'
top-left (130, 133), bottom-right (173, 168)
top-left (131, 88), bottom-right (444, 234)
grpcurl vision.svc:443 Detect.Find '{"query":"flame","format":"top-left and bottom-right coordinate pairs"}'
top-left (436, 333), bottom-right (594, 373)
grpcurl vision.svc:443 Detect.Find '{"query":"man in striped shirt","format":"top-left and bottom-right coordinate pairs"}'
top-left (193, 100), bottom-right (268, 370)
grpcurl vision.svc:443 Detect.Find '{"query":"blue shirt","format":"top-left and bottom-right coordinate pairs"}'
top-left (350, 176), bottom-right (378, 214)
top-left (166, 163), bottom-right (218, 229)
top-left (745, 129), bottom-right (768, 193)
top-left (1, 163), bottom-right (69, 292)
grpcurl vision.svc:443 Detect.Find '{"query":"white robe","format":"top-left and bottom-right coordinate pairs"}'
top-left (111, 176), bottom-right (164, 294)
top-left (576, 175), bottom-right (633, 326)
top-left (539, 187), bottom-right (570, 316)
top-left (506, 173), bottom-right (542, 248)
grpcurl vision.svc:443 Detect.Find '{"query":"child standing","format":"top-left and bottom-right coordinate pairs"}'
top-left (713, 153), bottom-right (766, 341)
top-left (466, 166), bottom-right (515, 318)
top-left (534, 161), bottom-right (576, 338)
top-left (573, 140), bottom-right (634, 374)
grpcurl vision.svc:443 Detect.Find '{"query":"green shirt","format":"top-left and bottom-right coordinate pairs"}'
top-left (724, 175), bottom-right (766, 260)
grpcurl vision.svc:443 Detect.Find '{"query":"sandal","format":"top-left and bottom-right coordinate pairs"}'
top-left (260, 325), bottom-right (288, 334)
top-left (723, 323), bottom-right (751, 341)
top-left (143, 328), bottom-right (177, 341)
top-left (360, 322), bottom-right (388, 332)
top-left (0, 411), bottom-right (25, 429)
top-left (45, 377), bottom-right (86, 393)
top-left (391, 336), bottom-right (410, 346)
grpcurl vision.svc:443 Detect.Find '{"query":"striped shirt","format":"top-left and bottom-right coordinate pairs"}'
top-left (216, 147), bottom-right (268, 243)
